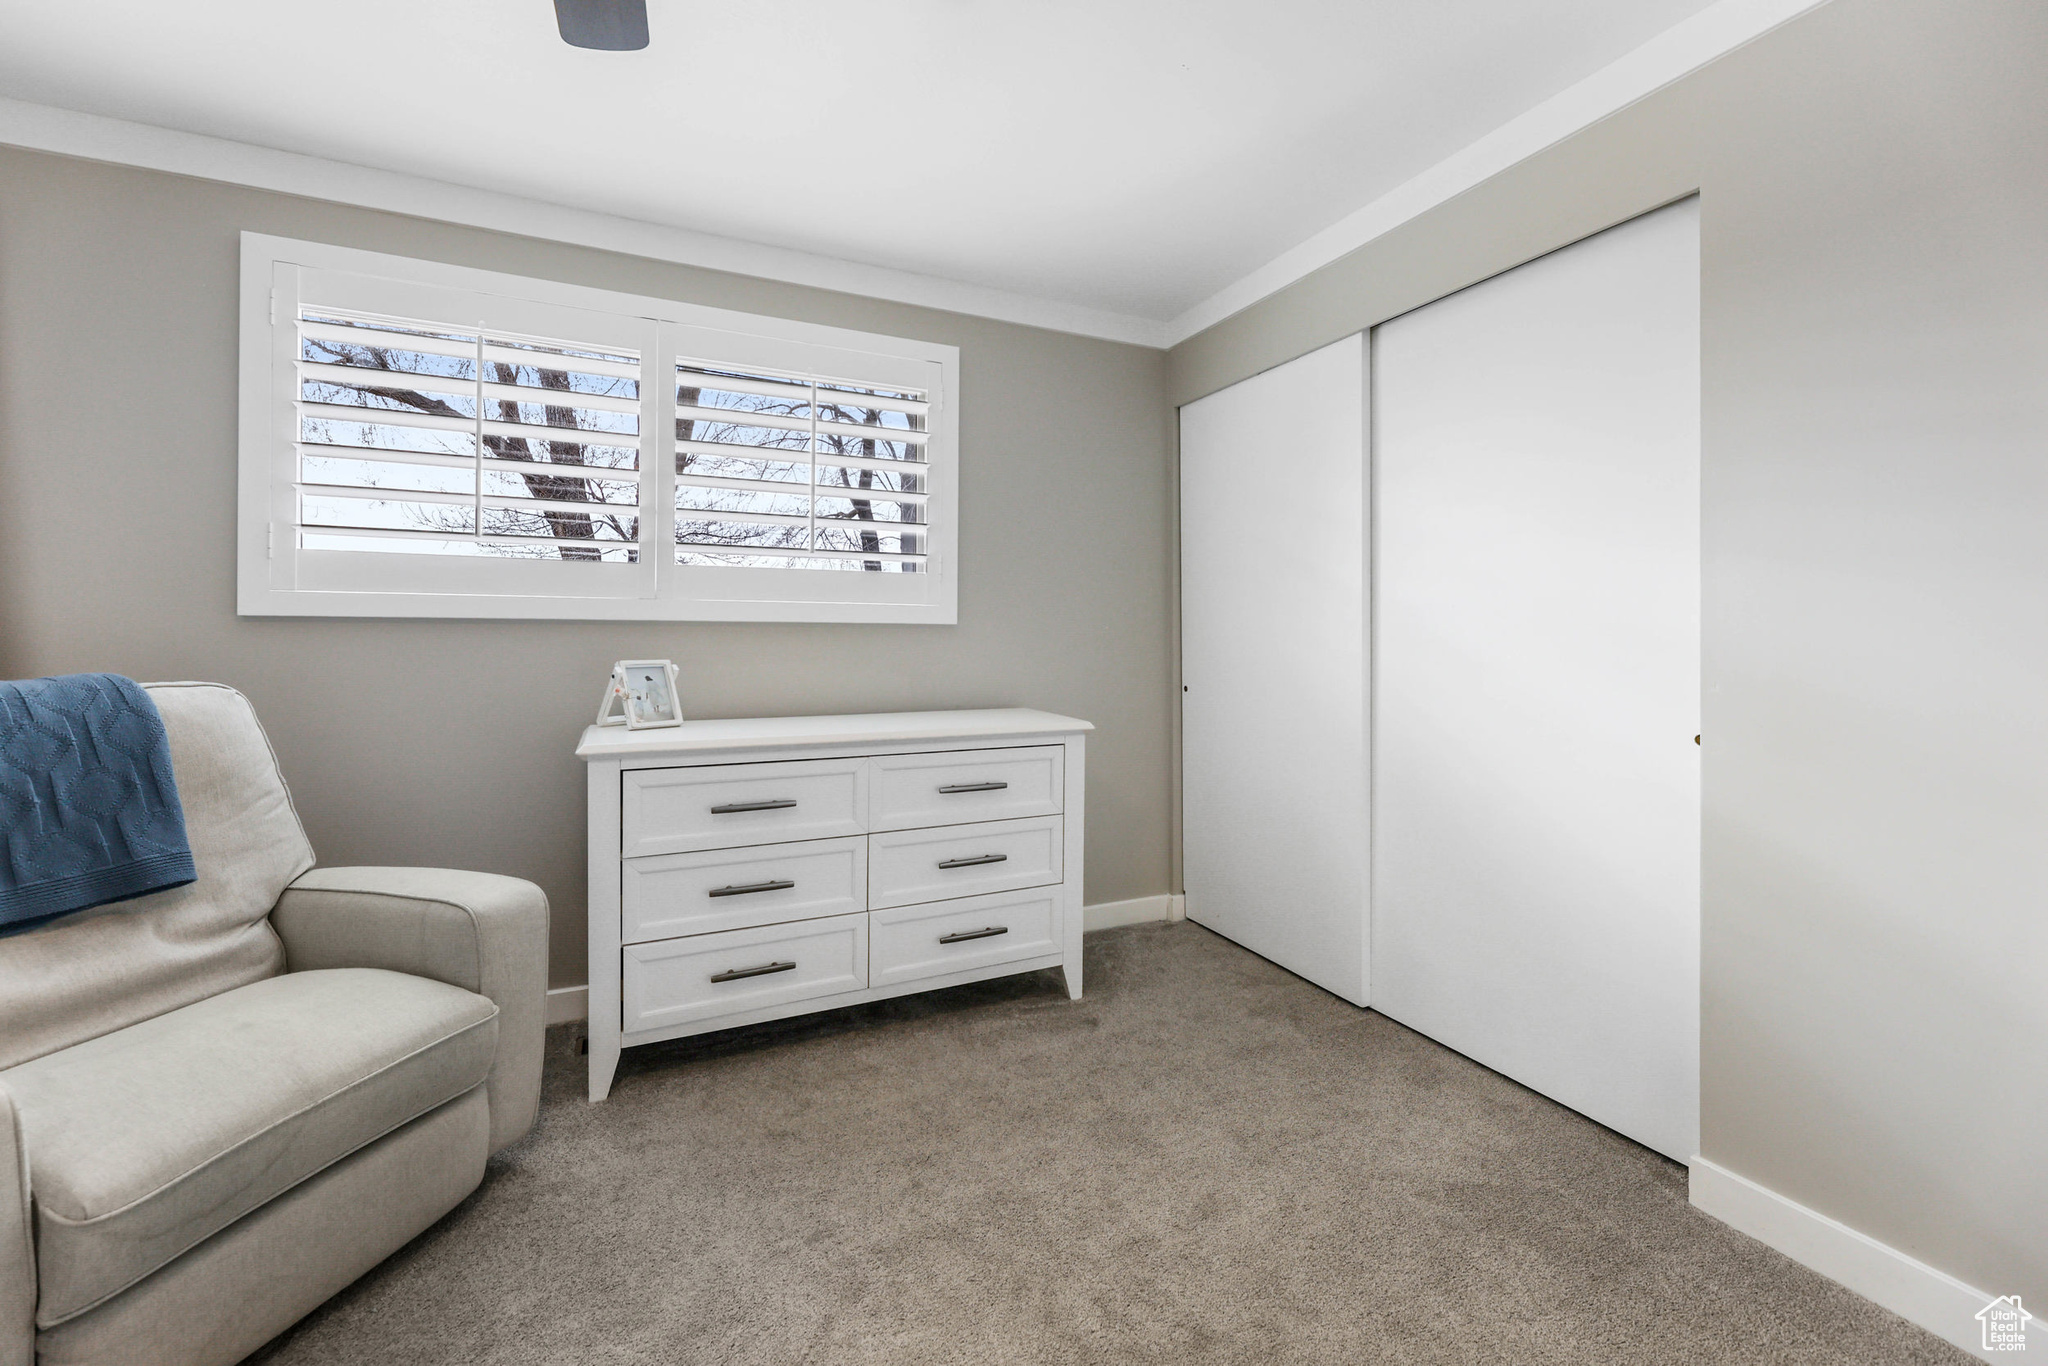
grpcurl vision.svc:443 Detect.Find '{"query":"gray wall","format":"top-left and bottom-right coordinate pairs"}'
top-left (1171, 0), bottom-right (2046, 1305)
top-left (0, 147), bottom-right (1175, 990)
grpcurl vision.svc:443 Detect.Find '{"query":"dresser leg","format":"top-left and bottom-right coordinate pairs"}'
top-left (1062, 960), bottom-right (1083, 1000)
top-left (588, 1039), bottom-right (621, 1103)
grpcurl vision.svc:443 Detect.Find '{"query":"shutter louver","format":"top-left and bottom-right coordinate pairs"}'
top-left (296, 310), bottom-right (643, 562)
top-left (674, 360), bottom-right (927, 572)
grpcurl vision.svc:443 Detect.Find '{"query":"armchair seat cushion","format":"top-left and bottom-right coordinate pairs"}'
top-left (2, 968), bottom-right (497, 1327)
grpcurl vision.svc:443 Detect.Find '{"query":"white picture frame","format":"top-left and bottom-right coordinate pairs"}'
top-left (597, 659), bottom-right (683, 730)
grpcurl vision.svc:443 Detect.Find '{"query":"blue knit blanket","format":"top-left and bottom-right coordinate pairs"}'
top-left (0, 674), bottom-right (196, 934)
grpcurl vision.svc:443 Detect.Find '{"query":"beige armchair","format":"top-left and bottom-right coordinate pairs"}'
top-left (0, 683), bottom-right (546, 1366)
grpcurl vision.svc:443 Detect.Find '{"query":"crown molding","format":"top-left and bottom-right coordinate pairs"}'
top-left (1, 0), bottom-right (1829, 355)
top-left (1161, 0), bottom-right (1832, 347)
top-left (0, 95), bottom-right (1172, 349)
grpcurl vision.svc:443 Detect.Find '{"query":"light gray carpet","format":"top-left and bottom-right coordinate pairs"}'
top-left (250, 923), bottom-right (1967, 1365)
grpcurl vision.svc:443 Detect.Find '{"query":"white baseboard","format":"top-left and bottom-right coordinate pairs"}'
top-left (1082, 893), bottom-right (1185, 931)
top-left (545, 985), bottom-right (588, 1026)
top-left (545, 894), bottom-right (1187, 1027)
top-left (1689, 1156), bottom-right (2025, 1361)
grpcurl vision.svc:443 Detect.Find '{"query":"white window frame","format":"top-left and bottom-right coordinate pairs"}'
top-left (238, 233), bottom-right (959, 623)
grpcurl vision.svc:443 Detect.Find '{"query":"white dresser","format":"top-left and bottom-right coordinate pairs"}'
top-left (578, 709), bottom-right (1091, 1101)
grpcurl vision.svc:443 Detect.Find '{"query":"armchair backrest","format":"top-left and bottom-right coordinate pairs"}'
top-left (0, 682), bottom-right (314, 1069)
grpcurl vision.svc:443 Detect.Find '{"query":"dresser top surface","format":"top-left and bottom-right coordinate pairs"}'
top-left (576, 707), bottom-right (1093, 761)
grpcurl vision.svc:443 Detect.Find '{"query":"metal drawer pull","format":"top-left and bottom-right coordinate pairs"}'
top-left (710, 961), bottom-right (797, 983)
top-left (709, 799), bottom-right (798, 814)
top-left (708, 879), bottom-right (795, 898)
top-left (937, 853), bottom-right (1008, 870)
top-left (937, 781), bottom-right (1009, 793)
top-left (938, 926), bottom-right (1009, 944)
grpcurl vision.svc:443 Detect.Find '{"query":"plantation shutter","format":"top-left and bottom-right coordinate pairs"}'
top-left (294, 310), bottom-right (646, 566)
top-left (673, 359), bottom-right (930, 572)
top-left (246, 238), bottom-right (955, 620)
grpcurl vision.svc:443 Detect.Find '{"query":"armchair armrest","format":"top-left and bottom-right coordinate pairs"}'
top-left (0, 1083), bottom-right (32, 1366)
top-left (272, 868), bottom-right (547, 1154)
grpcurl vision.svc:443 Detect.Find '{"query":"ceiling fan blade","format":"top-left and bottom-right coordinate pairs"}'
top-left (554, 0), bottom-right (649, 51)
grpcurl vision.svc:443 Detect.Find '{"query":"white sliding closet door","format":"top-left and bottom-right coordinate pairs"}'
top-left (1180, 333), bottom-right (1368, 1004)
top-left (1371, 200), bottom-right (1700, 1160)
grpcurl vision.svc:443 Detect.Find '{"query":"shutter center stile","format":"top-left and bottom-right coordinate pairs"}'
top-left (472, 327), bottom-right (487, 550)
top-left (807, 374), bottom-right (820, 566)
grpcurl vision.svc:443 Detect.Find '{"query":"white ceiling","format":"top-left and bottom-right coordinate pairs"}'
top-left (0, 0), bottom-right (1726, 328)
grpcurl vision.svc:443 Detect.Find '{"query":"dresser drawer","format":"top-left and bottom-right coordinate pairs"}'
top-left (868, 746), bottom-right (1063, 832)
top-left (621, 913), bottom-right (868, 1033)
top-left (870, 889), bottom-right (1062, 988)
top-left (621, 836), bottom-right (866, 944)
top-left (869, 815), bottom-right (1063, 909)
top-left (622, 758), bottom-right (867, 857)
